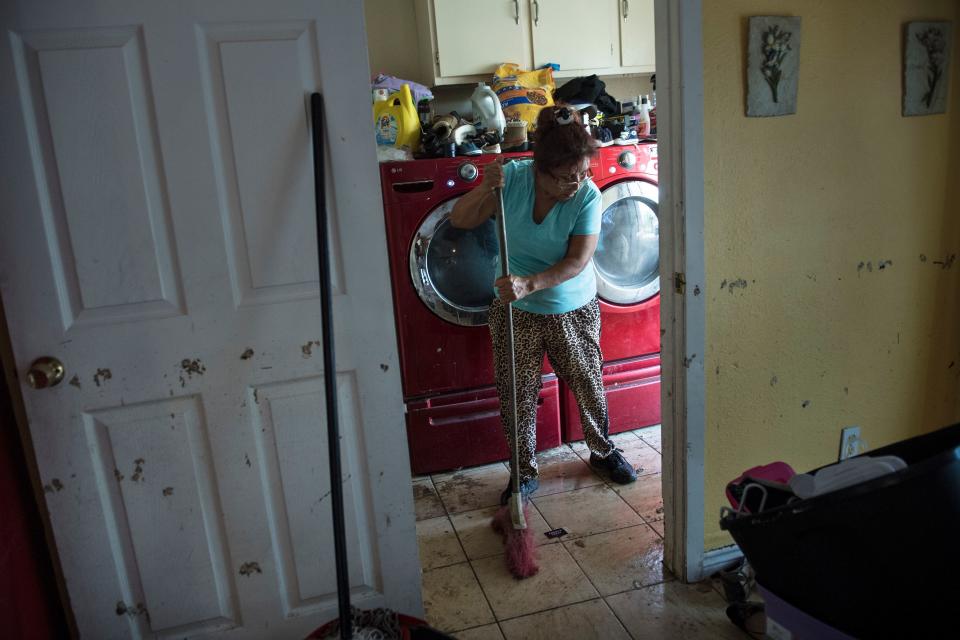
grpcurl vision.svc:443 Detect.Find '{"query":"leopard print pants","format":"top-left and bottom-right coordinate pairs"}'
top-left (488, 297), bottom-right (614, 483)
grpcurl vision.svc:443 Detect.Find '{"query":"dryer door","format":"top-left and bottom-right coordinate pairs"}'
top-left (409, 197), bottom-right (499, 326)
top-left (594, 180), bottom-right (660, 305)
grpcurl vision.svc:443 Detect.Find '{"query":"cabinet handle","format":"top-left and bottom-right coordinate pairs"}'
top-left (514, 0), bottom-right (520, 24)
top-left (622, 0), bottom-right (629, 20)
top-left (533, 0), bottom-right (540, 26)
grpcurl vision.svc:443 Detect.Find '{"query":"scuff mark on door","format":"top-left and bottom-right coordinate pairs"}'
top-left (93, 368), bottom-right (112, 387)
top-left (301, 340), bottom-right (321, 358)
top-left (131, 458), bottom-right (145, 483)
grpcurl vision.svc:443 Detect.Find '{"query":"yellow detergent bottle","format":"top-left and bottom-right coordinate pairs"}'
top-left (373, 83), bottom-right (420, 152)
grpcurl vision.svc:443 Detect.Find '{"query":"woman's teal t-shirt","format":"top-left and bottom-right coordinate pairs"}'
top-left (497, 159), bottom-right (602, 315)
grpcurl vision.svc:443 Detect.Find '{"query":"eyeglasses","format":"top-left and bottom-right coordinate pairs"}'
top-left (547, 167), bottom-right (592, 187)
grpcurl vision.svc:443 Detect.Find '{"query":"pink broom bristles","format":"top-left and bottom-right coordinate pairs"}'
top-left (491, 505), bottom-right (539, 579)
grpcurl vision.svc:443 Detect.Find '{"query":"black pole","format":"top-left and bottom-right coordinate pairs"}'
top-left (310, 92), bottom-right (351, 640)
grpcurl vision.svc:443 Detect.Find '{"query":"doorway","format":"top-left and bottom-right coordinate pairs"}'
top-left (386, 0), bottom-right (711, 627)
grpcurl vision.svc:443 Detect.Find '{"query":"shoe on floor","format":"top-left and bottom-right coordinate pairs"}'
top-left (499, 477), bottom-right (539, 506)
top-left (590, 448), bottom-right (638, 484)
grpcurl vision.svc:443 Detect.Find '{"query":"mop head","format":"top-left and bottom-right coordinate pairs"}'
top-left (491, 502), bottom-right (539, 579)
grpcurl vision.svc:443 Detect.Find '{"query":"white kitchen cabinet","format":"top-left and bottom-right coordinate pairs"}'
top-left (619, 0), bottom-right (656, 71)
top-left (530, 0), bottom-right (618, 73)
top-left (417, 0), bottom-right (531, 82)
top-left (414, 0), bottom-right (655, 86)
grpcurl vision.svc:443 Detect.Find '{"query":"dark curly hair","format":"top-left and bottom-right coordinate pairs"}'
top-left (532, 103), bottom-right (597, 174)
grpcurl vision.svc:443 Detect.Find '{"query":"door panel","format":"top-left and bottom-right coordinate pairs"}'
top-left (620, 0), bottom-right (656, 69)
top-left (531, 0), bottom-right (617, 72)
top-left (84, 396), bottom-right (237, 636)
top-left (250, 375), bottom-right (377, 615)
top-left (196, 22), bottom-right (333, 306)
top-left (11, 27), bottom-right (185, 328)
top-left (0, 1), bottom-right (419, 637)
top-left (434, 0), bottom-right (529, 77)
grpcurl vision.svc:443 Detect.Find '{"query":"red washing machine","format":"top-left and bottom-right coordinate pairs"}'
top-left (562, 143), bottom-right (662, 441)
top-left (380, 155), bottom-right (561, 474)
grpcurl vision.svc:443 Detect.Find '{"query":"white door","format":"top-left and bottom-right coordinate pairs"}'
top-left (433, 0), bottom-right (530, 78)
top-left (619, 0), bottom-right (656, 69)
top-left (531, 0), bottom-right (618, 72)
top-left (0, 1), bottom-right (421, 638)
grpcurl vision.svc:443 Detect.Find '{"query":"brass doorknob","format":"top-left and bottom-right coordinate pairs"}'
top-left (27, 357), bottom-right (65, 389)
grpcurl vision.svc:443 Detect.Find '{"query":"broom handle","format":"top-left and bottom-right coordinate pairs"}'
top-left (493, 187), bottom-right (520, 496)
top-left (311, 92), bottom-right (351, 640)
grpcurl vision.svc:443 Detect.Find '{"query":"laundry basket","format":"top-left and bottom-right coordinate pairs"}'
top-left (720, 422), bottom-right (960, 638)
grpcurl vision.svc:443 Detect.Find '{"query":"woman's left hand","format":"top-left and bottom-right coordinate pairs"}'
top-left (495, 275), bottom-right (534, 303)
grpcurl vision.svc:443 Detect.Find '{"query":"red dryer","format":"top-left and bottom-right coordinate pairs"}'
top-left (380, 155), bottom-right (561, 474)
top-left (561, 143), bottom-right (662, 441)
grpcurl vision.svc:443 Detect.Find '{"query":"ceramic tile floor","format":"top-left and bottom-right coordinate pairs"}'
top-left (413, 425), bottom-right (752, 639)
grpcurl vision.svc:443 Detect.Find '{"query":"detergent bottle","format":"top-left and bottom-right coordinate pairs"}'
top-left (636, 96), bottom-right (651, 137)
top-left (373, 83), bottom-right (420, 152)
top-left (470, 82), bottom-right (506, 140)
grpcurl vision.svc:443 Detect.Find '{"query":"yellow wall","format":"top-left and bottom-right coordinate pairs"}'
top-left (703, 0), bottom-right (960, 549)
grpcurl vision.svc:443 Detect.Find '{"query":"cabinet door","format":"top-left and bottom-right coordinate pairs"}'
top-left (434, 0), bottom-right (528, 77)
top-left (530, 0), bottom-right (617, 72)
top-left (619, 0), bottom-right (655, 69)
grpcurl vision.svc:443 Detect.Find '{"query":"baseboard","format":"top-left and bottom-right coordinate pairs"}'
top-left (700, 544), bottom-right (743, 579)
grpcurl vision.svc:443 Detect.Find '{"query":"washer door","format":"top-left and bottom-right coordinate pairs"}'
top-left (594, 180), bottom-right (660, 305)
top-left (409, 197), bottom-right (499, 326)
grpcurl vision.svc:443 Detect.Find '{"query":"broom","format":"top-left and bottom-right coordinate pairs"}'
top-left (489, 184), bottom-right (539, 579)
top-left (308, 92), bottom-right (455, 639)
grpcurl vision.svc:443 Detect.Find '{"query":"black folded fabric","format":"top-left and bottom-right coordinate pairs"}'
top-left (555, 75), bottom-right (621, 115)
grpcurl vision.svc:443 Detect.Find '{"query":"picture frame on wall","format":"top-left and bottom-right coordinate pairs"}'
top-left (903, 21), bottom-right (953, 116)
top-left (746, 16), bottom-right (802, 117)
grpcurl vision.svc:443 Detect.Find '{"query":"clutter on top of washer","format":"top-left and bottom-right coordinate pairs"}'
top-left (417, 111), bottom-right (502, 159)
top-left (554, 74), bottom-right (620, 116)
top-left (371, 73), bottom-right (433, 104)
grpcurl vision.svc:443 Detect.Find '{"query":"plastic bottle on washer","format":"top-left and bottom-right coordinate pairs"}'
top-left (649, 75), bottom-right (657, 135)
top-left (636, 96), bottom-right (651, 137)
top-left (470, 82), bottom-right (506, 141)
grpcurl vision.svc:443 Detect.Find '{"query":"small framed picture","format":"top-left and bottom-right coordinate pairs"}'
top-left (746, 16), bottom-right (802, 117)
top-left (903, 22), bottom-right (953, 116)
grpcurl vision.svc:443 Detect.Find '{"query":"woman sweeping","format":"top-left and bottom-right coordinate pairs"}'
top-left (450, 104), bottom-right (637, 509)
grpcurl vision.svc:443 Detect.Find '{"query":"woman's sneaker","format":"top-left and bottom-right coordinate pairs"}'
top-left (590, 449), bottom-right (637, 484)
top-left (499, 477), bottom-right (540, 506)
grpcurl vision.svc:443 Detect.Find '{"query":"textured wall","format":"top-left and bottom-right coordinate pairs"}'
top-left (703, 0), bottom-right (960, 549)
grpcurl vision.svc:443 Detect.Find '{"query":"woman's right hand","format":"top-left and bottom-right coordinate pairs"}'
top-left (481, 159), bottom-right (504, 192)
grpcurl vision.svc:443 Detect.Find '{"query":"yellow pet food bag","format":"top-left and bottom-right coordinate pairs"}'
top-left (492, 63), bottom-right (555, 131)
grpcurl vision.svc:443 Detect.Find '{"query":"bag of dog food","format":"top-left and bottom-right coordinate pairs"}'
top-left (492, 63), bottom-right (555, 131)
